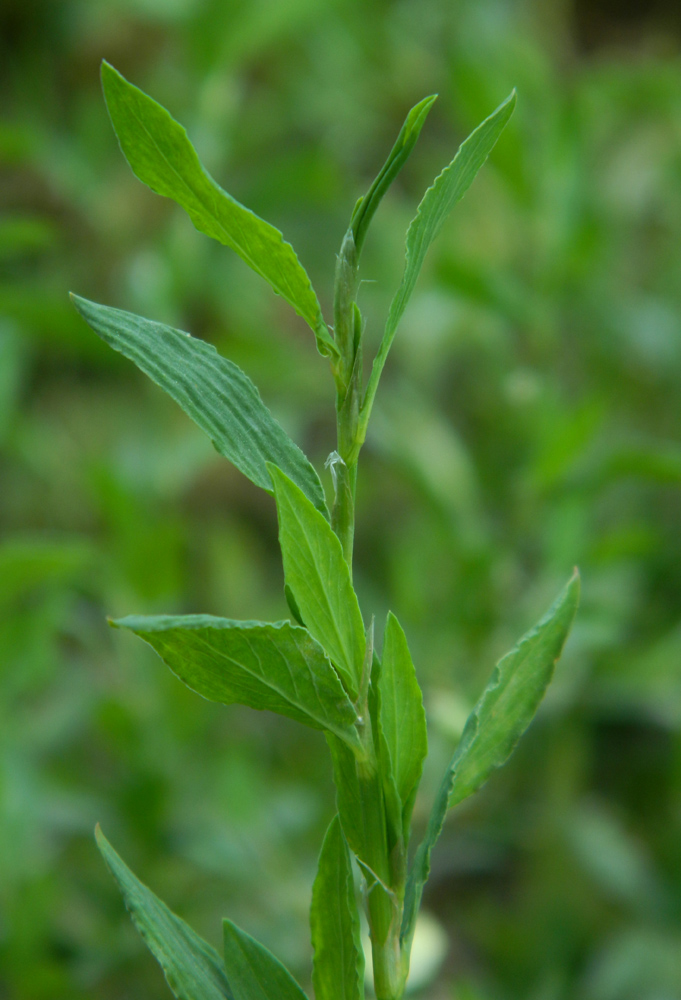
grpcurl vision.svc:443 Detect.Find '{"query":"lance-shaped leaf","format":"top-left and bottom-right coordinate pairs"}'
top-left (269, 464), bottom-right (365, 700)
top-left (360, 91), bottom-right (516, 436)
top-left (111, 614), bottom-right (361, 752)
top-left (95, 825), bottom-right (232, 1000)
top-left (401, 570), bottom-right (580, 953)
top-left (101, 61), bottom-right (335, 358)
top-left (311, 815), bottom-right (364, 1000)
top-left (351, 94), bottom-right (437, 256)
top-left (222, 920), bottom-right (308, 1000)
top-left (71, 296), bottom-right (328, 517)
top-left (378, 612), bottom-right (427, 838)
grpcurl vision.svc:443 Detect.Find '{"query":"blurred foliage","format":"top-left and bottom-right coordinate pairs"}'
top-left (1, 1), bottom-right (681, 998)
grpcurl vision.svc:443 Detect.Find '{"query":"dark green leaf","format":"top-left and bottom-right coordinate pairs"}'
top-left (95, 826), bottom-right (232, 1000)
top-left (112, 614), bottom-right (361, 751)
top-left (351, 94), bottom-right (437, 256)
top-left (311, 815), bottom-right (364, 1000)
top-left (222, 920), bottom-right (308, 1000)
top-left (378, 612), bottom-right (427, 836)
top-left (401, 570), bottom-right (580, 952)
top-left (269, 464), bottom-right (365, 699)
top-left (70, 295), bottom-right (328, 516)
top-left (361, 91), bottom-right (516, 435)
top-left (100, 61), bottom-right (335, 358)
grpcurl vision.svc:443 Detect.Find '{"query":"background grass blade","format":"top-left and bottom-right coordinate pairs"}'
top-left (311, 815), bottom-right (364, 1000)
top-left (360, 91), bottom-right (516, 434)
top-left (222, 920), bottom-right (309, 1000)
top-left (269, 464), bottom-right (365, 699)
top-left (71, 295), bottom-right (328, 516)
top-left (96, 826), bottom-right (233, 1000)
top-left (100, 61), bottom-right (335, 357)
top-left (112, 614), bottom-right (361, 750)
top-left (401, 570), bottom-right (580, 953)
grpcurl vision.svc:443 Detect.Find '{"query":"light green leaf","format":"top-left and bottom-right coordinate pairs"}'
top-left (361, 91), bottom-right (516, 435)
top-left (223, 920), bottom-right (308, 1000)
top-left (351, 94), bottom-right (437, 256)
top-left (71, 295), bottom-right (328, 517)
top-left (269, 464), bottom-right (365, 700)
top-left (311, 815), bottom-right (364, 1000)
top-left (95, 826), bottom-right (232, 1000)
top-left (370, 661), bottom-right (403, 855)
top-left (101, 61), bottom-right (335, 358)
top-left (325, 734), bottom-right (393, 904)
top-left (112, 614), bottom-right (361, 751)
top-left (401, 570), bottom-right (580, 952)
top-left (378, 612), bottom-right (427, 837)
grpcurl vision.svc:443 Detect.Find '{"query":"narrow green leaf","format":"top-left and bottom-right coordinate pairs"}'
top-left (223, 920), bottom-right (308, 1000)
top-left (101, 61), bottom-right (335, 358)
top-left (379, 612), bottom-right (427, 836)
top-left (95, 826), bottom-right (232, 1000)
top-left (351, 94), bottom-right (437, 256)
top-left (311, 815), bottom-right (364, 1000)
top-left (369, 652), bottom-right (403, 853)
top-left (70, 295), bottom-right (328, 517)
top-left (112, 614), bottom-right (361, 751)
top-left (361, 91), bottom-right (516, 436)
top-left (401, 570), bottom-right (580, 952)
top-left (325, 734), bottom-right (392, 895)
top-left (269, 464), bottom-right (365, 700)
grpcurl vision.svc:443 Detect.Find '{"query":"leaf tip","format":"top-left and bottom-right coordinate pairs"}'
top-left (100, 59), bottom-right (119, 91)
top-left (568, 565), bottom-right (581, 603)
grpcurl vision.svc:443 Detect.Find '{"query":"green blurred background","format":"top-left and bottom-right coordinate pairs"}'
top-left (2, 1), bottom-right (681, 998)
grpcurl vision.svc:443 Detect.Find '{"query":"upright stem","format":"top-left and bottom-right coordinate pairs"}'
top-left (331, 456), bottom-right (356, 569)
top-left (329, 225), bottom-right (408, 1000)
top-left (332, 228), bottom-right (361, 570)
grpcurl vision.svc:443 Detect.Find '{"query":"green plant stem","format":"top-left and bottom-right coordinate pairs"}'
top-left (331, 227), bottom-right (362, 568)
top-left (331, 220), bottom-right (407, 1000)
top-left (354, 739), bottom-right (404, 1000)
top-left (331, 456), bottom-right (356, 570)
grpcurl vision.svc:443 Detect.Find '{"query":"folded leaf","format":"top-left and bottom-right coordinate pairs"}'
top-left (351, 94), bottom-right (437, 256)
top-left (311, 815), bottom-right (364, 1000)
top-left (401, 570), bottom-right (580, 952)
top-left (361, 91), bottom-right (516, 435)
top-left (71, 295), bottom-right (328, 517)
top-left (378, 612), bottom-right (427, 837)
top-left (112, 614), bottom-right (361, 752)
top-left (101, 61), bottom-right (335, 358)
top-left (223, 920), bottom-right (308, 1000)
top-left (269, 464), bottom-right (365, 699)
top-left (95, 825), bottom-right (232, 1000)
